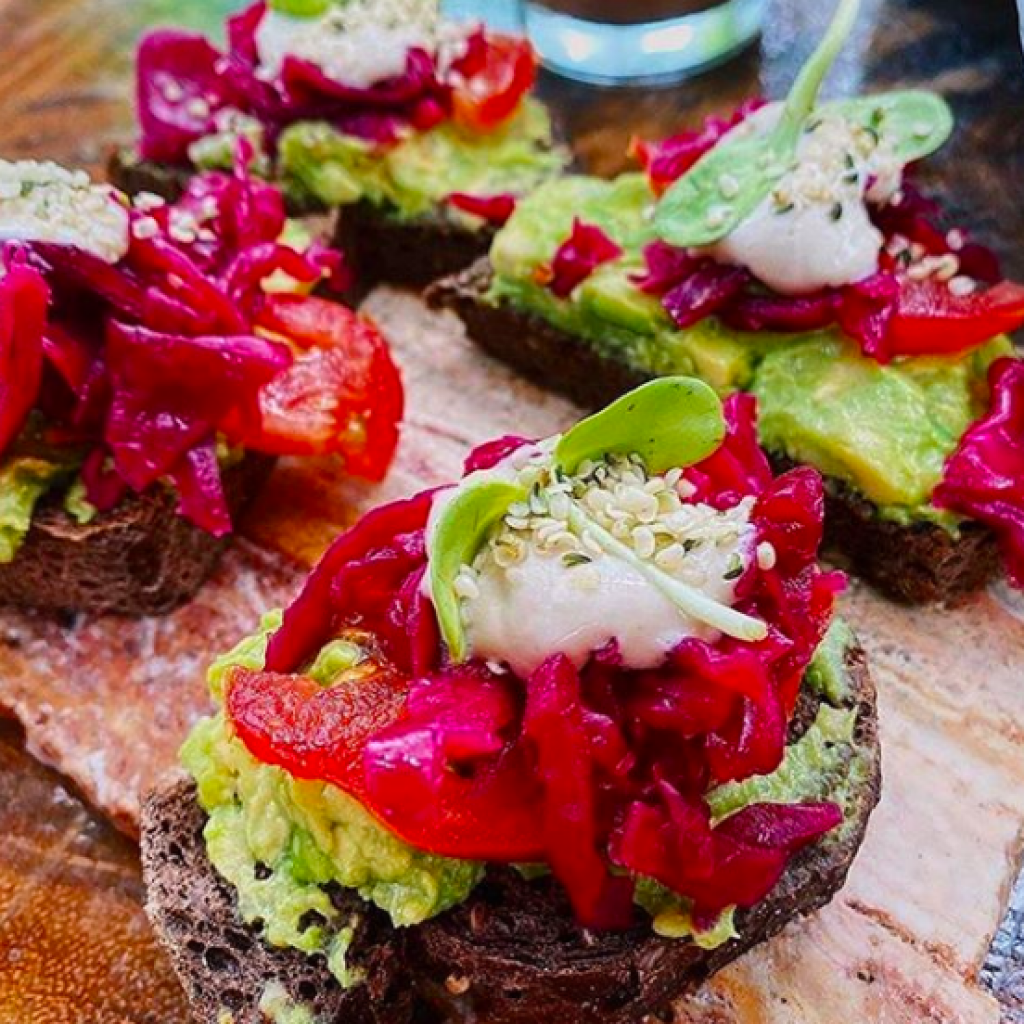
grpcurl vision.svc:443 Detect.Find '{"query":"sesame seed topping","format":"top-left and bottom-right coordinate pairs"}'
top-left (948, 275), bottom-right (976, 297)
top-left (756, 541), bottom-right (777, 570)
top-left (0, 159), bottom-right (129, 264)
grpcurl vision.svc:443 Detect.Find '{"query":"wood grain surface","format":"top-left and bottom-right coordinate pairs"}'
top-left (0, 1), bottom-right (1023, 1022)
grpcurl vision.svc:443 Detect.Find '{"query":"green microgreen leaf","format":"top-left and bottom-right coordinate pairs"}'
top-left (269, 0), bottom-right (331, 15)
top-left (553, 377), bottom-right (726, 477)
top-left (563, 505), bottom-right (767, 643)
top-left (429, 479), bottom-right (527, 663)
top-left (655, 0), bottom-right (862, 247)
top-left (822, 90), bottom-right (953, 163)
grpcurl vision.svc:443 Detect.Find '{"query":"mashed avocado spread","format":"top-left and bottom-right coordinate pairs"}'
top-left (487, 174), bottom-right (1013, 528)
top-left (0, 455), bottom-right (93, 564)
top-left (193, 99), bottom-right (567, 226)
top-left (183, 615), bottom-right (867, 983)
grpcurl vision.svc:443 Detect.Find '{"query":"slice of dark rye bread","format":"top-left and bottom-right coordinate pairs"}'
top-left (141, 643), bottom-right (879, 1024)
top-left (426, 259), bottom-right (1002, 605)
top-left (0, 453), bottom-right (274, 617)
top-left (108, 150), bottom-right (496, 292)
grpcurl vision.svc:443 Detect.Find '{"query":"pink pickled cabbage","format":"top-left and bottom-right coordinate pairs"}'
top-left (629, 240), bottom-right (698, 295)
top-left (463, 434), bottom-right (531, 474)
top-left (447, 192), bottom-right (519, 226)
top-left (836, 272), bottom-right (900, 361)
top-left (257, 397), bottom-right (846, 930)
top-left (0, 154), bottom-right (363, 537)
top-left (0, 259), bottom-right (49, 453)
top-left (136, 30), bottom-right (248, 164)
top-left (934, 357), bottom-right (1024, 588)
top-left (631, 99), bottom-right (767, 196)
top-left (662, 263), bottom-right (749, 329)
top-left (136, 2), bottom-right (452, 165)
top-left (629, 137), bottom-right (1014, 363)
top-left (80, 449), bottom-right (128, 512)
top-left (544, 219), bottom-right (623, 299)
top-left (611, 786), bottom-right (841, 919)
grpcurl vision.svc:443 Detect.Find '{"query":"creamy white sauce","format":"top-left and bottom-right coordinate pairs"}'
top-left (0, 160), bottom-right (129, 265)
top-left (256, 0), bottom-right (449, 90)
top-left (464, 534), bottom-right (750, 678)
top-left (706, 102), bottom-right (905, 295)
top-left (425, 446), bottom-right (756, 678)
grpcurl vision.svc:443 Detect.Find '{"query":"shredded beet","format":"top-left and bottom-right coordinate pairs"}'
top-left (934, 357), bottom-right (1024, 588)
top-left (543, 219), bottom-right (624, 299)
top-left (232, 396), bottom-right (845, 928)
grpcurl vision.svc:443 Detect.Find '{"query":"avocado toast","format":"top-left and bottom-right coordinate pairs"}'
top-left (431, 0), bottom-right (1024, 604)
top-left (142, 378), bottom-right (880, 1023)
top-left (0, 155), bottom-right (403, 616)
top-left (111, 0), bottom-right (568, 291)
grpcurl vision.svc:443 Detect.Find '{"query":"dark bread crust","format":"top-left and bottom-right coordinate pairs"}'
top-left (108, 150), bottom-right (493, 292)
top-left (142, 779), bottom-right (413, 1024)
top-left (775, 458), bottom-right (1002, 604)
top-left (108, 150), bottom-right (194, 207)
top-left (0, 454), bottom-right (274, 617)
top-left (141, 646), bottom-right (878, 1024)
top-left (427, 259), bottom-right (1002, 605)
top-left (333, 201), bottom-right (496, 292)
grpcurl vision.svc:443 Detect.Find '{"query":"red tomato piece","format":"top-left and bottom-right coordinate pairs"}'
top-left (227, 665), bottom-right (408, 784)
top-left (451, 35), bottom-right (537, 133)
top-left (0, 265), bottom-right (50, 455)
top-left (227, 665), bottom-right (546, 862)
top-left (242, 295), bottom-right (404, 480)
top-left (887, 279), bottom-right (1024, 357)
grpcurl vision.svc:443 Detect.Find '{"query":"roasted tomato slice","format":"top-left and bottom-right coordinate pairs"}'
top-left (887, 279), bottom-right (1024, 357)
top-left (236, 295), bottom-right (403, 480)
top-left (0, 265), bottom-right (50, 454)
top-left (451, 34), bottom-right (537, 133)
top-left (227, 665), bottom-right (545, 862)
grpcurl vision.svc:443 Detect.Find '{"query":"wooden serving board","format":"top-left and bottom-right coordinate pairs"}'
top-left (1, 1), bottom-right (1023, 1022)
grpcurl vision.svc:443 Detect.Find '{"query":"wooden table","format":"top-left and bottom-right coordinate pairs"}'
top-left (1, 1), bottom-right (1023, 1022)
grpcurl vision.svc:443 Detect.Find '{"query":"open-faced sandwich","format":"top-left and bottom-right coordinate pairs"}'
top-left (142, 378), bottom-right (880, 1024)
top-left (0, 153), bottom-right (403, 616)
top-left (111, 0), bottom-right (568, 291)
top-left (431, 0), bottom-right (1024, 604)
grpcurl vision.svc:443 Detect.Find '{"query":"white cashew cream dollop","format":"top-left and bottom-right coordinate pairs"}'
top-left (425, 442), bottom-right (759, 679)
top-left (705, 102), bottom-right (905, 295)
top-left (256, 0), bottom-right (472, 90)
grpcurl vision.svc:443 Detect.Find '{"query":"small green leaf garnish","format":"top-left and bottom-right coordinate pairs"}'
top-left (269, 0), bottom-right (331, 15)
top-left (822, 90), bottom-right (953, 163)
top-left (565, 507), bottom-right (766, 643)
top-left (430, 479), bottom-right (527, 663)
top-left (656, 0), bottom-right (860, 247)
top-left (553, 377), bottom-right (726, 477)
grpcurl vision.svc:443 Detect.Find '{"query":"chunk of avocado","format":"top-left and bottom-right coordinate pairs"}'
top-left (753, 334), bottom-right (981, 508)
